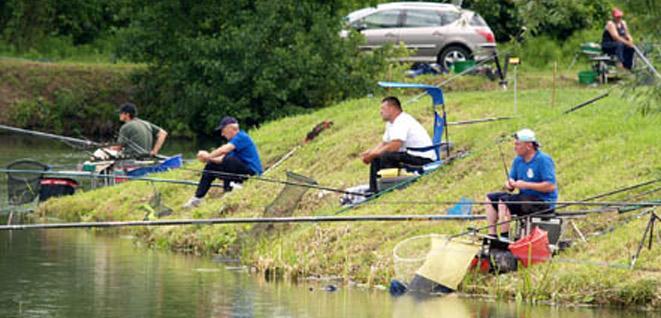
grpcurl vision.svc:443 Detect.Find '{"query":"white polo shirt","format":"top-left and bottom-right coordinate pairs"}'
top-left (382, 112), bottom-right (436, 160)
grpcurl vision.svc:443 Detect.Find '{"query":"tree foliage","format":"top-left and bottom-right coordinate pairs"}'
top-left (116, 1), bottom-right (392, 136)
top-left (0, 0), bottom-right (129, 50)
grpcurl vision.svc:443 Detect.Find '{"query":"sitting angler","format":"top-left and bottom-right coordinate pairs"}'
top-left (183, 116), bottom-right (262, 209)
top-left (485, 129), bottom-right (558, 239)
top-left (360, 96), bottom-right (436, 194)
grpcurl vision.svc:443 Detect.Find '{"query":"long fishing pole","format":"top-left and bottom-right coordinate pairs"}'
top-left (496, 140), bottom-right (510, 181)
top-left (448, 117), bottom-right (514, 126)
top-left (0, 124), bottom-right (102, 148)
top-left (178, 167), bottom-right (370, 197)
top-left (633, 45), bottom-right (661, 79)
top-left (0, 167), bottom-right (370, 197)
top-left (0, 168), bottom-right (225, 189)
top-left (448, 178), bottom-right (661, 240)
top-left (563, 91), bottom-right (610, 114)
top-left (360, 200), bottom-right (660, 207)
top-left (0, 214), bottom-right (486, 231)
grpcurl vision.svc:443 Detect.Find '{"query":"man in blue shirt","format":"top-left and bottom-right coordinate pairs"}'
top-left (183, 117), bottom-right (263, 208)
top-left (485, 129), bottom-right (558, 239)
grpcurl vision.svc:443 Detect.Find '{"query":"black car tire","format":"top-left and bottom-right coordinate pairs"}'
top-left (437, 45), bottom-right (473, 72)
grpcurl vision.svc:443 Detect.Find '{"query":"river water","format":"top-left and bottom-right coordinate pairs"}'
top-left (0, 133), bottom-right (652, 317)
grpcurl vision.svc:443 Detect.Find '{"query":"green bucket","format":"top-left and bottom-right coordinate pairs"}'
top-left (578, 70), bottom-right (597, 85)
top-left (453, 60), bottom-right (476, 74)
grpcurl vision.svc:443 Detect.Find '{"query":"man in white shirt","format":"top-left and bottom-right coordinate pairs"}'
top-left (361, 96), bottom-right (436, 193)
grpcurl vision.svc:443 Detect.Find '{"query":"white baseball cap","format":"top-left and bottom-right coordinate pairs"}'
top-left (514, 128), bottom-right (537, 143)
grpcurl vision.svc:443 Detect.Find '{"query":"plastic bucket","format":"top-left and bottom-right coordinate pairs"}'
top-left (453, 60), bottom-right (476, 74)
top-left (508, 227), bottom-right (551, 267)
top-left (578, 70), bottom-right (597, 85)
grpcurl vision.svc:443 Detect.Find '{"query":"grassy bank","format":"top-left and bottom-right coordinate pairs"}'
top-left (38, 78), bottom-right (660, 308)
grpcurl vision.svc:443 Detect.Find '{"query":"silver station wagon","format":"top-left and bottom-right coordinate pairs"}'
top-left (343, 2), bottom-right (497, 70)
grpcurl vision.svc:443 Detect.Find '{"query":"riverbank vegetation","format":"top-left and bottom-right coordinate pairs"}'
top-left (40, 85), bottom-right (661, 308)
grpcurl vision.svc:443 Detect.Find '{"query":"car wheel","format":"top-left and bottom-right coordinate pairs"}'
top-left (438, 46), bottom-right (472, 72)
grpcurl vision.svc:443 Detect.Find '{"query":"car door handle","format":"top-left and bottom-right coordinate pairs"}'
top-left (432, 31), bottom-right (443, 37)
top-left (385, 32), bottom-right (397, 37)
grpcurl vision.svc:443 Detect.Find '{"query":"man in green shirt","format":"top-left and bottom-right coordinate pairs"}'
top-left (112, 103), bottom-right (168, 158)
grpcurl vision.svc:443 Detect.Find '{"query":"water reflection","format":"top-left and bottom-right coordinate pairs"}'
top-left (0, 229), bottom-right (650, 318)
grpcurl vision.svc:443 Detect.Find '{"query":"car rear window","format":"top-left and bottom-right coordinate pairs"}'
top-left (440, 11), bottom-right (461, 25)
top-left (469, 13), bottom-right (488, 26)
top-left (361, 10), bottom-right (401, 29)
top-left (404, 10), bottom-right (442, 27)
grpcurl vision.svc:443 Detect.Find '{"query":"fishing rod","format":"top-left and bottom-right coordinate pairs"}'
top-left (448, 178), bottom-right (661, 240)
top-left (0, 168), bottom-right (225, 189)
top-left (447, 117), bottom-right (514, 126)
top-left (178, 167), bottom-right (370, 197)
top-left (496, 138), bottom-right (510, 182)
top-left (0, 124), bottom-right (102, 148)
top-left (633, 45), bottom-right (661, 79)
top-left (0, 214), bottom-right (486, 231)
top-left (563, 91), bottom-right (610, 114)
top-left (0, 166), bottom-right (371, 197)
top-left (360, 200), bottom-right (660, 207)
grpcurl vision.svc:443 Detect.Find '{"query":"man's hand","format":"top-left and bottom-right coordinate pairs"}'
top-left (361, 150), bottom-right (374, 164)
top-left (197, 150), bottom-right (210, 163)
top-left (509, 180), bottom-right (529, 190)
top-left (150, 150), bottom-right (158, 157)
top-left (505, 179), bottom-right (516, 192)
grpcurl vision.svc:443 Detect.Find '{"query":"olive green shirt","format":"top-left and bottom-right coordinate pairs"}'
top-left (117, 119), bottom-right (162, 157)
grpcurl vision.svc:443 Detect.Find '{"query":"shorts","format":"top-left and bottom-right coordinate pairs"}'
top-left (487, 192), bottom-right (553, 216)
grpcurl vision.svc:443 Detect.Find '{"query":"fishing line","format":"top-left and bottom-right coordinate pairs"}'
top-left (0, 214), bottom-right (488, 231)
top-left (448, 178), bottom-right (661, 240)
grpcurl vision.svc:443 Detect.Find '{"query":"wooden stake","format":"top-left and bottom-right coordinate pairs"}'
top-left (551, 61), bottom-right (557, 107)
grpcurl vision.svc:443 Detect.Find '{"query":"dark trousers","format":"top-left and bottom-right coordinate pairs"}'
top-left (602, 42), bottom-right (635, 70)
top-left (369, 152), bottom-right (433, 193)
top-left (195, 157), bottom-right (255, 198)
top-left (486, 192), bottom-right (553, 216)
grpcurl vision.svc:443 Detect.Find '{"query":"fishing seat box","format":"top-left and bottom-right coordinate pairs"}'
top-left (517, 216), bottom-right (563, 246)
top-left (39, 178), bottom-right (79, 201)
top-left (377, 168), bottom-right (417, 192)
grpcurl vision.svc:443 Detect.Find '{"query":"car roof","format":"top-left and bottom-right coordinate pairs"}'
top-left (346, 2), bottom-right (468, 23)
top-left (378, 2), bottom-right (460, 10)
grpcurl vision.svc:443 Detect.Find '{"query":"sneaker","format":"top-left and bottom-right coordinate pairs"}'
top-left (229, 182), bottom-right (243, 190)
top-left (182, 197), bottom-right (203, 209)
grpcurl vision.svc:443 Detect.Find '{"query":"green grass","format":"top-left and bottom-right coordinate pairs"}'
top-left (39, 80), bottom-right (660, 308)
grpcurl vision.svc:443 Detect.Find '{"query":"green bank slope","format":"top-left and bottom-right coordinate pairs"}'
top-left (40, 85), bottom-right (660, 308)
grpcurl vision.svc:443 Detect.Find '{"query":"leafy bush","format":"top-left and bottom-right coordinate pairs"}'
top-left (8, 87), bottom-right (118, 137)
top-left (117, 1), bottom-right (394, 136)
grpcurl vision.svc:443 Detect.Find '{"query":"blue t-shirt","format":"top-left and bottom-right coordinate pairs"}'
top-left (227, 131), bottom-right (263, 175)
top-left (509, 150), bottom-right (558, 202)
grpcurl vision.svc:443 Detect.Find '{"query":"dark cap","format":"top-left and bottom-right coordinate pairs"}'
top-left (118, 103), bottom-right (137, 117)
top-left (214, 116), bottom-right (238, 132)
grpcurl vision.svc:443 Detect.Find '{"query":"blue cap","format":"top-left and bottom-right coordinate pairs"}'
top-left (214, 116), bottom-right (238, 132)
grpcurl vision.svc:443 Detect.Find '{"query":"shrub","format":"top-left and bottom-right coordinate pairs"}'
top-left (117, 1), bottom-right (394, 136)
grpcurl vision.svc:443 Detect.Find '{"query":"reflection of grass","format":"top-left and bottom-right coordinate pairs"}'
top-left (40, 84), bottom-right (661, 307)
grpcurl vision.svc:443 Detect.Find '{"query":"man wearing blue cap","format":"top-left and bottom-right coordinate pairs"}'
top-left (183, 117), bottom-right (263, 208)
top-left (485, 128), bottom-right (558, 239)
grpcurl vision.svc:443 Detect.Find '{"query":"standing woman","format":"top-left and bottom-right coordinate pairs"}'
top-left (601, 7), bottom-right (635, 70)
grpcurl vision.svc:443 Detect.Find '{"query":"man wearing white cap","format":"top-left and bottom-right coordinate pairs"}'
top-left (485, 128), bottom-right (558, 239)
